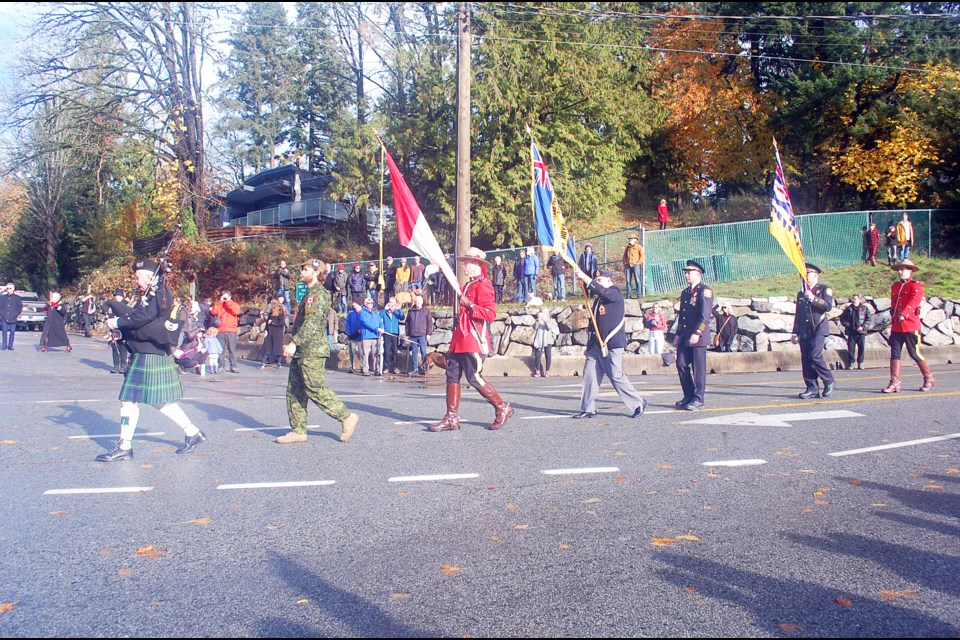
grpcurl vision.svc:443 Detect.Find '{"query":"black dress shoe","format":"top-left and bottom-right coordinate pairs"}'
top-left (822, 382), bottom-right (835, 398)
top-left (675, 398), bottom-right (692, 409)
top-left (572, 411), bottom-right (597, 419)
top-left (798, 389), bottom-right (819, 399)
top-left (95, 443), bottom-right (133, 462)
top-left (631, 399), bottom-right (648, 418)
top-left (176, 430), bottom-right (206, 454)
top-left (684, 400), bottom-right (704, 411)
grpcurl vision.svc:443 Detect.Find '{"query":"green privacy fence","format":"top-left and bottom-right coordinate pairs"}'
top-left (581, 210), bottom-right (933, 297)
top-left (326, 210), bottom-right (935, 301)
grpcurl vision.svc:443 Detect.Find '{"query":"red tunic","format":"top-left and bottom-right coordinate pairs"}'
top-left (450, 277), bottom-right (497, 355)
top-left (891, 279), bottom-right (923, 333)
top-left (657, 203), bottom-right (669, 223)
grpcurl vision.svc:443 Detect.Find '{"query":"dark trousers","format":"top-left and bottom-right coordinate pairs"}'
top-left (494, 285), bottom-right (504, 304)
top-left (890, 331), bottom-right (924, 363)
top-left (1, 320), bottom-right (16, 349)
top-left (799, 333), bottom-right (834, 389)
top-left (846, 332), bottom-right (866, 366)
top-left (383, 334), bottom-right (398, 371)
top-left (533, 345), bottom-right (552, 374)
top-left (111, 340), bottom-right (129, 371)
top-left (676, 345), bottom-right (707, 404)
top-left (81, 312), bottom-right (95, 337)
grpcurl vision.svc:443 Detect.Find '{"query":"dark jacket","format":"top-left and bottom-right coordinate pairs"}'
top-left (0, 292), bottom-right (23, 323)
top-left (547, 254), bottom-right (567, 277)
top-left (586, 279), bottom-right (626, 351)
top-left (715, 311), bottom-right (738, 345)
top-left (491, 264), bottom-right (506, 287)
top-left (840, 304), bottom-right (871, 335)
top-left (116, 287), bottom-right (175, 355)
top-left (347, 270), bottom-right (366, 293)
top-left (676, 282), bottom-right (713, 347)
top-left (578, 251), bottom-right (599, 279)
top-left (792, 283), bottom-right (834, 339)
top-left (405, 305), bottom-right (432, 338)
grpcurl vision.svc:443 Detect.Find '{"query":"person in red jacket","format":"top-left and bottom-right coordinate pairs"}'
top-left (864, 221), bottom-right (881, 266)
top-left (211, 291), bottom-right (242, 373)
top-left (429, 247), bottom-right (513, 432)
top-left (657, 198), bottom-right (669, 231)
top-left (882, 259), bottom-right (934, 393)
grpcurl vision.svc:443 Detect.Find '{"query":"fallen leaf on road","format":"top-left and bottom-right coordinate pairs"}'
top-left (651, 537), bottom-right (676, 547)
top-left (813, 488), bottom-right (830, 497)
top-left (189, 518), bottom-right (213, 525)
top-left (440, 564), bottom-right (462, 576)
top-left (878, 589), bottom-right (918, 601)
top-left (613, 476), bottom-right (629, 483)
top-left (99, 547), bottom-right (115, 555)
top-left (847, 479), bottom-right (861, 485)
top-left (871, 503), bottom-right (888, 508)
top-left (615, 451), bottom-right (626, 457)
top-left (136, 544), bottom-right (168, 559)
top-left (515, 524), bottom-right (529, 530)
top-left (924, 484), bottom-right (943, 491)
top-left (658, 464), bottom-right (675, 469)
top-left (814, 500), bottom-right (829, 506)
top-left (585, 510), bottom-right (597, 518)
top-left (801, 508), bottom-right (814, 514)
top-left (581, 498), bottom-right (600, 505)
top-left (0, 602), bottom-right (16, 614)
top-left (506, 503), bottom-right (518, 511)
top-left (675, 535), bottom-right (700, 542)
top-left (798, 469), bottom-right (818, 474)
top-left (0, 440), bottom-right (18, 445)
top-left (296, 599), bottom-right (309, 604)
top-left (778, 623), bottom-right (802, 632)
top-left (559, 544), bottom-right (572, 550)
top-left (118, 569), bottom-right (133, 578)
top-left (391, 593), bottom-right (411, 600)
top-left (489, 535), bottom-right (501, 543)
top-left (48, 510), bottom-right (68, 516)
top-left (835, 597), bottom-right (853, 607)
top-left (776, 448), bottom-right (800, 458)
top-left (946, 468), bottom-right (960, 474)
top-left (910, 473), bottom-right (924, 478)
top-left (683, 586), bottom-right (697, 593)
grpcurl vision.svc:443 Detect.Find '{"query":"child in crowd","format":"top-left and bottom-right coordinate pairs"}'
top-left (203, 326), bottom-right (223, 374)
top-left (532, 308), bottom-right (553, 377)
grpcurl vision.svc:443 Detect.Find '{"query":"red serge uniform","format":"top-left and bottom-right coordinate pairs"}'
top-left (450, 277), bottom-right (496, 354)
top-left (891, 278), bottom-right (923, 333)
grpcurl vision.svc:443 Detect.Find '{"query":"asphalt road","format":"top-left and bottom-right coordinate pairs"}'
top-left (0, 334), bottom-right (957, 637)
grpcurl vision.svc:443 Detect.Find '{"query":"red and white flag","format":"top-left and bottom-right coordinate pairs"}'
top-left (383, 147), bottom-right (461, 296)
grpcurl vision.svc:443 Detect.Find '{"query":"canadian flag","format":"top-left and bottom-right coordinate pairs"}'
top-left (383, 147), bottom-right (461, 296)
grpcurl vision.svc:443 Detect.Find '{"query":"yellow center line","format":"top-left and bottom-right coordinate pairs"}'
top-left (696, 390), bottom-right (960, 413)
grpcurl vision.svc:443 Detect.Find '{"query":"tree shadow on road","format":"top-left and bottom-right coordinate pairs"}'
top-left (833, 476), bottom-right (960, 519)
top-left (654, 552), bottom-right (958, 637)
top-left (257, 551), bottom-right (429, 638)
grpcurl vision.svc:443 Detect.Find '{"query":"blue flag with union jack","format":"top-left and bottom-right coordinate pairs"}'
top-left (530, 134), bottom-right (577, 264)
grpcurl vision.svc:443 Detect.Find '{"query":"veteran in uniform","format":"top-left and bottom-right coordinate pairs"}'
top-left (791, 263), bottom-right (836, 399)
top-left (571, 267), bottom-right (647, 419)
top-left (673, 260), bottom-right (712, 410)
top-left (276, 259), bottom-right (359, 444)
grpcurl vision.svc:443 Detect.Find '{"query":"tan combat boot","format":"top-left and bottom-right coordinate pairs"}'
top-left (276, 431), bottom-right (308, 444)
top-left (340, 412), bottom-right (359, 442)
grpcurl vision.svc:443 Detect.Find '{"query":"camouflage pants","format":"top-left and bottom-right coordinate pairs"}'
top-left (287, 357), bottom-right (351, 434)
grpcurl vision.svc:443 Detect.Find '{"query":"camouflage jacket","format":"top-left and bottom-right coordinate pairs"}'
top-left (291, 281), bottom-right (331, 359)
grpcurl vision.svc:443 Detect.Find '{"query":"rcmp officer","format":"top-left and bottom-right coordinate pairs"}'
top-left (673, 260), bottom-right (712, 410)
top-left (791, 263), bottom-right (836, 399)
top-left (277, 258), bottom-right (359, 444)
top-left (882, 259), bottom-right (934, 393)
top-left (571, 267), bottom-right (647, 419)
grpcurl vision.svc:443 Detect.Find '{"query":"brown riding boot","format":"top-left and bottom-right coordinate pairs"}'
top-left (917, 360), bottom-right (935, 392)
top-left (428, 384), bottom-right (461, 432)
top-left (881, 359), bottom-right (902, 393)
top-left (477, 383), bottom-right (514, 430)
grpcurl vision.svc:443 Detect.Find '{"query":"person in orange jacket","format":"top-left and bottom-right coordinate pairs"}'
top-left (211, 291), bottom-right (241, 373)
top-left (882, 259), bottom-right (934, 393)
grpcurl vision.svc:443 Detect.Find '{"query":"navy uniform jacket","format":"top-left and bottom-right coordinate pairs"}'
top-left (677, 282), bottom-right (713, 347)
top-left (587, 279), bottom-right (626, 350)
top-left (792, 283), bottom-right (834, 339)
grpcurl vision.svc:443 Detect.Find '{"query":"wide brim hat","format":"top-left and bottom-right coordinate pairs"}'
top-left (804, 262), bottom-right (822, 274)
top-left (892, 259), bottom-right (920, 273)
top-left (628, 234), bottom-right (639, 241)
top-left (457, 247), bottom-right (490, 267)
top-left (682, 259), bottom-right (705, 273)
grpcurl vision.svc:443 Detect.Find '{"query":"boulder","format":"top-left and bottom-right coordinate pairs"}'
top-left (428, 329), bottom-right (452, 346)
top-left (505, 342), bottom-right (532, 357)
top-left (509, 314), bottom-right (535, 327)
top-left (922, 329), bottom-right (954, 346)
top-left (770, 341), bottom-right (801, 352)
top-left (919, 301), bottom-right (933, 317)
top-left (750, 299), bottom-right (773, 313)
top-left (435, 318), bottom-right (454, 330)
top-left (736, 316), bottom-right (765, 336)
top-left (626, 341), bottom-right (641, 353)
top-left (929, 296), bottom-right (944, 309)
top-left (865, 333), bottom-right (889, 348)
top-left (734, 334), bottom-right (755, 352)
top-left (921, 309), bottom-right (946, 328)
top-left (944, 301), bottom-right (954, 318)
top-left (509, 326), bottom-right (535, 346)
top-left (623, 299), bottom-right (643, 317)
top-left (755, 333), bottom-right (770, 352)
top-left (953, 317), bottom-right (960, 335)
top-left (561, 308), bottom-right (592, 332)
top-left (873, 298), bottom-right (891, 312)
top-left (555, 306), bottom-right (573, 324)
top-left (768, 332), bottom-right (794, 343)
top-left (490, 320), bottom-right (505, 336)
top-left (771, 300), bottom-right (797, 314)
top-left (498, 326), bottom-right (513, 355)
top-left (572, 329), bottom-right (590, 346)
top-left (936, 319), bottom-right (955, 338)
top-left (558, 346), bottom-right (586, 356)
top-left (757, 313), bottom-right (794, 332)
top-left (625, 317), bottom-right (646, 334)
top-left (824, 335), bottom-right (847, 351)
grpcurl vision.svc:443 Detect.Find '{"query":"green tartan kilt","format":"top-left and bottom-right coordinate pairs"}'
top-left (119, 353), bottom-right (184, 405)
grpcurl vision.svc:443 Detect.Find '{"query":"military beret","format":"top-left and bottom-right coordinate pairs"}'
top-left (682, 260), bottom-right (705, 273)
top-left (302, 258), bottom-right (323, 270)
top-left (114, 288), bottom-right (125, 297)
top-left (597, 268), bottom-right (613, 279)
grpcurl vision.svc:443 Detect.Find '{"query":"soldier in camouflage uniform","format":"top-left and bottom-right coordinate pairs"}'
top-left (276, 259), bottom-right (359, 444)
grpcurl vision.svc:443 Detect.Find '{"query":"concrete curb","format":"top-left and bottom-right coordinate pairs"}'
top-left (236, 343), bottom-right (960, 377)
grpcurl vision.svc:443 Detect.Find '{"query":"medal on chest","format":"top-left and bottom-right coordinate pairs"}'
top-left (598, 304), bottom-right (606, 316)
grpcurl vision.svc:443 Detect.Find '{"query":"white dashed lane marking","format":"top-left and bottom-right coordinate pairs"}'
top-left (44, 487), bottom-right (153, 495)
top-left (829, 432), bottom-right (960, 457)
top-left (388, 473), bottom-right (480, 483)
top-left (541, 467), bottom-right (619, 476)
top-left (217, 481), bottom-right (336, 490)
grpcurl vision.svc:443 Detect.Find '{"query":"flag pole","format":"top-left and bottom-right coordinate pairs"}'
top-left (378, 143), bottom-right (385, 293)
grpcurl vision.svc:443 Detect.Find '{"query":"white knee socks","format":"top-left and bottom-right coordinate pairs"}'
top-left (158, 403), bottom-right (200, 437)
top-left (119, 404), bottom-right (140, 449)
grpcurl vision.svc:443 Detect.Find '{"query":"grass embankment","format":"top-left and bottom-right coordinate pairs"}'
top-left (706, 257), bottom-right (960, 301)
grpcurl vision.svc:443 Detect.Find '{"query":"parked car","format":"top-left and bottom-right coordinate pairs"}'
top-left (15, 291), bottom-right (46, 331)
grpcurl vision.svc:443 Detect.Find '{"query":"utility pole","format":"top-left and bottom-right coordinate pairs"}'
top-left (455, 2), bottom-right (471, 285)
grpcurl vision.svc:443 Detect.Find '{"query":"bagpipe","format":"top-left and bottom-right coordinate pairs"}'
top-left (113, 224), bottom-right (184, 346)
